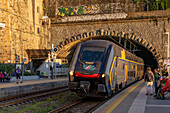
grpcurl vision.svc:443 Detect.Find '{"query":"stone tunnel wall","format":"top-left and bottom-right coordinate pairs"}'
top-left (49, 17), bottom-right (170, 64)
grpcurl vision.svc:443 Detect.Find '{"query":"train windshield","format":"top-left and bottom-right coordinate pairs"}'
top-left (81, 47), bottom-right (105, 62)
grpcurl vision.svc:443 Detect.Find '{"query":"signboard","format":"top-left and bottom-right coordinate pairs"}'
top-left (23, 57), bottom-right (27, 62)
top-left (16, 64), bottom-right (21, 69)
top-left (164, 60), bottom-right (167, 64)
top-left (56, 63), bottom-right (61, 68)
top-left (0, 23), bottom-right (5, 28)
top-left (43, 16), bottom-right (48, 19)
top-left (168, 63), bottom-right (170, 67)
top-left (46, 64), bottom-right (48, 68)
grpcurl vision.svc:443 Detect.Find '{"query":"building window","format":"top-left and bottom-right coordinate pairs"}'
top-left (37, 6), bottom-right (39, 13)
top-left (37, 27), bottom-right (39, 34)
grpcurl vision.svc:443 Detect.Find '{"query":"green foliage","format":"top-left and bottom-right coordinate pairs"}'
top-left (58, 7), bottom-right (74, 16)
top-left (0, 92), bottom-right (81, 113)
top-left (47, 97), bottom-right (53, 102)
top-left (0, 63), bottom-right (15, 75)
top-left (23, 71), bottom-right (32, 76)
top-left (160, 1), bottom-right (165, 10)
top-left (134, 0), bottom-right (168, 11)
top-left (150, 0), bottom-right (158, 11)
top-left (52, 96), bottom-right (57, 100)
top-left (77, 6), bottom-right (84, 14)
top-left (70, 92), bottom-right (78, 96)
top-left (58, 93), bottom-right (64, 98)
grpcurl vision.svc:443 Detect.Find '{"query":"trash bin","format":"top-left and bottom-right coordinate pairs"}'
top-left (41, 72), bottom-right (44, 76)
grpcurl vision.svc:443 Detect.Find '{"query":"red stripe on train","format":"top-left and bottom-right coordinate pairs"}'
top-left (75, 72), bottom-right (100, 78)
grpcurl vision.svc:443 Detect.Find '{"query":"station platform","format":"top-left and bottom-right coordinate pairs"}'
top-left (0, 77), bottom-right (68, 99)
top-left (93, 80), bottom-right (170, 113)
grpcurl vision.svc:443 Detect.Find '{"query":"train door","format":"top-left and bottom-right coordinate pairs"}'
top-left (124, 65), bottom-right (128, 86)
top-left (135, 65), bottom-right (137, 80)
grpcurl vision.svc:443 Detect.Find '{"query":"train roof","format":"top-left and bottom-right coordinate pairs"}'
top-left (81, 40), bottom-right (112, 48)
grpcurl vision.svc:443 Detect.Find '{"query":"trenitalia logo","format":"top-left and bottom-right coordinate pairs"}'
top-left (83, 64), bottom-right (96, 71)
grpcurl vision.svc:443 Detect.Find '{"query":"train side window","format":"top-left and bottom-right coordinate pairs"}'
top-left (137, 65), bottom-right (139, 71)
top-left (139, 65), bottom-right (141, 70)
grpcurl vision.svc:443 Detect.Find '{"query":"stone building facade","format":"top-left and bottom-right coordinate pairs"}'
top-left (0, 0), bottom-right (51, 64)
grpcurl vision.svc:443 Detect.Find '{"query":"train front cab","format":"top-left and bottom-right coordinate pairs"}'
top-left (68, 43), bottom-right (114, 97)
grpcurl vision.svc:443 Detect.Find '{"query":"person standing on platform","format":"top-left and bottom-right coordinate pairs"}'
top-left (144, 67), bottom-right (154, 95)
top-left (157, 69), bottom-right (162, 77)
top-left (163, 69), bottom-right (168, 77)
top-left (37, 70), bottom-right (42, 79)
top-left (0, 72), bottom-right (4, 82)
top-left (154, 69), bottom-right (159, 96)
top-left (16, 67), bottom-right (22, 84)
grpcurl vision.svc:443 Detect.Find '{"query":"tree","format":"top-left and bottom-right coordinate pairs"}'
top-left (134, 0), bottom-right (150, 11)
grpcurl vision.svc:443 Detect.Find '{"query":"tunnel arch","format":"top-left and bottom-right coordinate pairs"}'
top-left (56, 29), bottom-right (162, 68)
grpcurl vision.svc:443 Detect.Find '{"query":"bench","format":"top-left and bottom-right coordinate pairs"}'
top-left (0, 77), bottom-right (11, 82)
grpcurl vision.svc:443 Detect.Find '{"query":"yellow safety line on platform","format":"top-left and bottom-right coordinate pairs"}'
top-left (100, 80), bottom-right (143, 113)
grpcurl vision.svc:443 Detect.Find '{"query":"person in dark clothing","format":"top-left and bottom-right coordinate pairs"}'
top-left (154, 69), bottom-right (159, 96)
top-left (0, 72), bottom-right (4, 82)
top-left (155, 76), bottom-right (164, 98)
top-left (37, 70), bottom-right (42, 79)
top-left (3, 72), bottom-right (10, 81)
top-left (161, 77), bottom-right (170, 99)
top-left (163, 69), bottom-right (168, 77)
top-left (16, 67), bottom-right (22, 84)
top-left (144, 67), bottom-right (154, 95)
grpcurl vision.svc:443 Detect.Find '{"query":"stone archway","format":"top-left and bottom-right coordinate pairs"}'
top-left (56, 29), bottom-right (162, 67)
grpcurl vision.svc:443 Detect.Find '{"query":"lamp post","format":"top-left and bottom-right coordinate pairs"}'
top-left (51, 44), bottom-right (54, 79)
top-left (22, 40), bottom-right (27, 81)
top-left (163, 32), bottom-right (169, 76)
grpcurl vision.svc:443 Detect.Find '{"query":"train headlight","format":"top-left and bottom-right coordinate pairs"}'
top-left (69, 71), bottom-right (74, 76)
top-left (102, 74), bottom-right (105, 78)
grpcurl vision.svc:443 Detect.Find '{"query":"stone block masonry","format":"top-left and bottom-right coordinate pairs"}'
top-left (0, 0), bottom-right (50, 64)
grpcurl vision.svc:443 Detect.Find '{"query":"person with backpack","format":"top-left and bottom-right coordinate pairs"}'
top-left (144, 67), bottom-right (154, 95)
top-left (154, 69), bottom-right (159, 96)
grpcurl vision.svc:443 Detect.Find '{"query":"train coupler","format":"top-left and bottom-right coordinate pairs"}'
top-left (80, 81), bottom-right (90, 93)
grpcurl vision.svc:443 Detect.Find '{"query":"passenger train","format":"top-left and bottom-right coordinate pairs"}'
top-left (68, 40), bottom-right (144, 98)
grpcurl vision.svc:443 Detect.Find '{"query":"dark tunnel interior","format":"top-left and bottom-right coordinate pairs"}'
top-left (130, 40), bottom-right (158, 72)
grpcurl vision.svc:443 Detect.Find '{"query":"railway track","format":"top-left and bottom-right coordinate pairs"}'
top-left (48, 97), bottom-right (107, 113)
top-left (0, 86), bottom-right (69, 108)
top-left (47, 80), bottom-right (141, 113)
